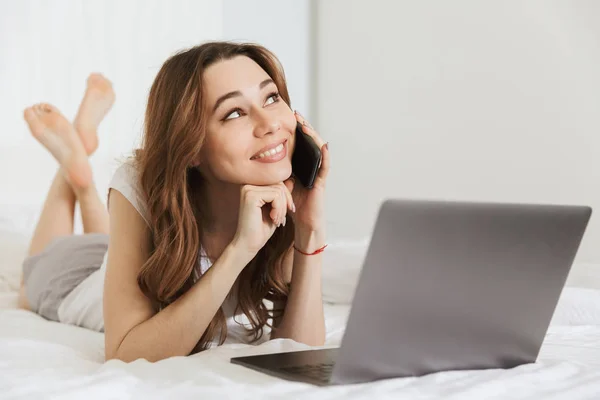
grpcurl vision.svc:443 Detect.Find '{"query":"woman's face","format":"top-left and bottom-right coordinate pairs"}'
top-left (199, 56), bottom-right (296, 186)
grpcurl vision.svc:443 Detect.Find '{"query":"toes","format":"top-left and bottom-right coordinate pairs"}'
top-left (25, 103), bottom-right (58, 121)
top-left (87, 73), bottom-right (113, 92)
top-left (87, 73), bottom-right (104, 84)
top-left (33, 103), bottom-right (53, 115)
top-left (23, 107), bottom-right (43, 136)
top-left (38, 103), bottom-right (54, 113)
top-left (23, 107), bottom-right (36, 122)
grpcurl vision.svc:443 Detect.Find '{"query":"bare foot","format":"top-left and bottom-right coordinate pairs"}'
top-left (24, 103), bottom-right (92, 188)
top-left (73, 73), bottom-right (115, 155)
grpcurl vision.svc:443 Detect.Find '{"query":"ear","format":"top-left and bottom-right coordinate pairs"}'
top-left (191, 149), bottom-right (203, 168)
top-left (191, 156), bottom-right (201, 168)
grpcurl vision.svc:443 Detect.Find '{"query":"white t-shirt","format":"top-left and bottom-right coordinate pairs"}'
top-left (57, 162), bottom-right (264, 346)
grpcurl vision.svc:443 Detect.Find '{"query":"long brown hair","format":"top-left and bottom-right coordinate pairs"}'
top-left (134, 41), bottom-right (294, 352)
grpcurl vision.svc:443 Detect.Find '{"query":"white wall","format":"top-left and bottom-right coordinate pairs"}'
top-left (317, 1), bottom-right (600, 263)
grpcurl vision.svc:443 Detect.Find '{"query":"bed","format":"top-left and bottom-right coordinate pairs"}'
top-left (1, 223), bottom-right (600, 399)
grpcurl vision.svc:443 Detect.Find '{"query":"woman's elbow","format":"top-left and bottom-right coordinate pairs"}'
top-left (105, 348), bottom-right (151, 363)
top-left (104, 347), bottom-right (131, 363)
top-left (104, 342), bottom-right (147, 363)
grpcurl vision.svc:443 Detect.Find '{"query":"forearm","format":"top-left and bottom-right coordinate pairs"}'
top-left (271, 229), bottom-right (326, 346)
top-left (113, 243), bottom-right (251, 362)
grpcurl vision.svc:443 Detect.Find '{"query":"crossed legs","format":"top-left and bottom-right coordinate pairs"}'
top-left (18, 74), bottom-right (115, 310)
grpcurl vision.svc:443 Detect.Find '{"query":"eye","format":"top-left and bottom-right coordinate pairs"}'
top-left (265, 92), bottom-right (280, 106)
top-left (224, 108), bottom-right (242, 121)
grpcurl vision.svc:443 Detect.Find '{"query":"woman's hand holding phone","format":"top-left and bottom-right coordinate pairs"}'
top-left (285, 111), bottom-right (330, 249)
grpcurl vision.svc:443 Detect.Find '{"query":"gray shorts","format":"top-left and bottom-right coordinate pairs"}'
top-left (22, 233), bottom-right (109, 322)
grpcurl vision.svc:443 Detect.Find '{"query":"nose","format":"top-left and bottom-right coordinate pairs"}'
top-left (253, 109), bottom-right (281, 138)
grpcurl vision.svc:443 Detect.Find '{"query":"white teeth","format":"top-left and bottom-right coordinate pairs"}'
top-left (256, 143), bottom-right (284, 159)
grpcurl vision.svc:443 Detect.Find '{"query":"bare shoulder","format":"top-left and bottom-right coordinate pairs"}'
top-left (108, 188), bottom-right (147, 229)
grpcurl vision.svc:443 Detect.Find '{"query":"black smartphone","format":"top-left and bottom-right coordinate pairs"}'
top-left (291, 121), bottom-right (322, 189)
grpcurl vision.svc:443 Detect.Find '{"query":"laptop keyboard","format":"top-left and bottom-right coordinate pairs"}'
top-left (278, 362), bottom-right (335, 383)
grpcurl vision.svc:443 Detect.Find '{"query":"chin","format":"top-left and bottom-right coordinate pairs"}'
top-left (247, 163), bottom-right (292, 186)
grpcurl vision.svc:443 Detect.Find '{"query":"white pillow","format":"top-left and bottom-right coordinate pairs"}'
top-left (321, 240), bottom-right (368, 304)
top-left (550, 287), bottom-right (600, 326)
top-left (0, 205), bottom-right (39, 293)
top-left (320, 239), bottom-right (600, 306)
top-left (565, 262), bottom-right (600, 290)
top-left (0, 228), bottom-right (29, 293)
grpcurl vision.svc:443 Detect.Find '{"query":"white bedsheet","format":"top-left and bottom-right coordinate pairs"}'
top-left (2, 226), bottom-right (600, 399)
top-left (1, 287), bottom-right (600, 400)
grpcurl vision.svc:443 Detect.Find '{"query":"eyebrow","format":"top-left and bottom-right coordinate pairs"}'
top-left (211, 78), bottom-right (275, 114)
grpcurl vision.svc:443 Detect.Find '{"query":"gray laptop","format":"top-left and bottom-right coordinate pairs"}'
top-left (230, 199), bottom-right (592, 386)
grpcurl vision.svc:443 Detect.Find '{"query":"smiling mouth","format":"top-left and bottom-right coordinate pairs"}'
top-left (250, 140), bottom-right (287, 160)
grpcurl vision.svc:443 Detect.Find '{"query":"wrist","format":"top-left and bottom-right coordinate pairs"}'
top-left (294, 226), bottom-right (326, 254)
top-left (226, 239), bottom-right (256, 271)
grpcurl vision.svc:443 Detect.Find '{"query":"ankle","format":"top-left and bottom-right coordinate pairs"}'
top-left (73, 119), bottom-right (98, 156)
top-left (72, 180), bottom-right (97, 200)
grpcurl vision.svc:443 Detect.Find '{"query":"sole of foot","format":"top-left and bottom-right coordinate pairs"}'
top-left (74, 73), bottom-right (116, 155)
top-left (24, 103), bottom-right (92, 188)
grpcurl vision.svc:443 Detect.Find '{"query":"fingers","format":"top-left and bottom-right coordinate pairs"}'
top-left (294, 110), bottom-right (330, 184)
top-left (294, 110), bottom-right (326, 148)
top-left (242, 184), bottom-right (294, 227)
top-left (242, 185), bottom-right (279, 219)
top-left (269, 187), bottom-right (286, 227)
top-left (274, 182), bottom-right (295, 227)
top-left (315, 142), bottom-right (330, 184)
top-left (283, 177), bottom-right (295, 203)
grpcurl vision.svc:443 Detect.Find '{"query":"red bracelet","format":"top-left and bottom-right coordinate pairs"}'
top-left (293, 243), bottom-right (328, 256)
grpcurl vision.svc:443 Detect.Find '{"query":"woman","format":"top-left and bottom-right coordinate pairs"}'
top-left (19, 41), bottom-right (330, 362)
